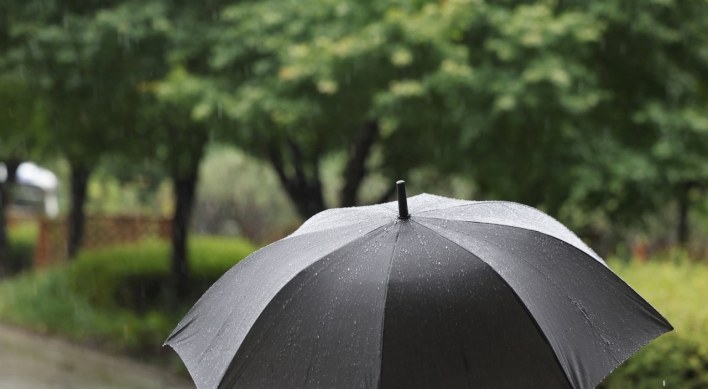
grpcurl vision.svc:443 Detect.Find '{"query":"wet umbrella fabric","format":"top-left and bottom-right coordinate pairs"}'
top-left (165, 191), bottom-right (672, 389)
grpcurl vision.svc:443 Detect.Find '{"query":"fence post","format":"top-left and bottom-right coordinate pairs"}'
top-left (35, 219), bottom-right (48, 268)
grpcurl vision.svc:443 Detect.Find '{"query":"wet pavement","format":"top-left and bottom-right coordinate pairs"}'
top-left (0, 324), bottom-right (195, 389)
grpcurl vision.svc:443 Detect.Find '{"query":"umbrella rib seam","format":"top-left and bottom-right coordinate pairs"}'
top-left (414, 214), bottom-right (605, 264)
top-left (376, 222), bottom-right (401, 389)
top-left (411, 220), bottom-right (580, 389)
top-left (486, 245), bottom-right (622, 387)
top-left (166, 222), bottom-right (387, 343)
top-left (414, 200), bottom-right (504, 215)
top-left (287, 209), bottom-right (397, 239)
top-left (192, 231), bottom-right (367, 372)
top-left (415, 216), bottom-right (670, 325)
top-left (170, 227), bottom-right (360, 377)
top-left (415, 218), bottom-right (671, 387)
top-left (414, 219), bottom-right (668, 388)
top-left (283, 215), bottom-right (394, 240)
top-left (216, 222), bottom-right (396, 388)
top-left (414, 200), bottom-right (556, 218)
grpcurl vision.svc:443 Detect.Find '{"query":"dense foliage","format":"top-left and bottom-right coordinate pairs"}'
top-left (3, 0), bottom-right (708, 240)
top-left (181, 0), bottom-right (708, 235)
top-left (69, 237), bottom-right (256, 311)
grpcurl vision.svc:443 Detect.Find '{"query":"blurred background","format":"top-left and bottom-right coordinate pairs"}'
top-left (1, 0), bottom-right (707, 388)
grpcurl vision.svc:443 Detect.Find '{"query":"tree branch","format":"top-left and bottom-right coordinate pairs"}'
top-left (287, 139), bottom-right (307, 187)
top-left (340, 120), bottom-right (379, 207)
top-left (266, 141), bottom-right (325, 219)
top-left (267, 145), bottom-right (288, 187)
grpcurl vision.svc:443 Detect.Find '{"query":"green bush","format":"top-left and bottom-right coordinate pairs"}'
top-left (600, 256), bottom-right (708, 389)
top-left (68, 237), bottom-right (257, 311)
top-left (7, 222), bottom-right (38, 274)
top-left (0, 236), bottom-right (257, 360)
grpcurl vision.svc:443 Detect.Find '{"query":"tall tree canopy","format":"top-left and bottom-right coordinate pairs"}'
top-left (3, 0), bottom-right (708, 276)
top-left (6, 0), bottom-right (143, 257)
top-left (1, 1), bottom-right (48, 276)
top-left (190, 0), bottom-right (708, 241)
top-left (86, 0), bottom-right (229, 299)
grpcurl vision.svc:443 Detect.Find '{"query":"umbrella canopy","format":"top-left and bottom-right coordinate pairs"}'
top-left (166, 181), bottom-right (671, 389)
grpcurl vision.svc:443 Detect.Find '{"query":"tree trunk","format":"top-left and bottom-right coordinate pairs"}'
top-left (267, 141), bottom-right (326, 219)
top-left (677, 185), bottom-right (690, 246)
top-left (0, 180), bottom-right (7, 279)
top-left (68, 165), bottom-right (91, 259)
top-left (267, 121), bottom-right (382, 219)
top-left (170, 169), bottom-right (199, 302)
top-left (0, 160), bottom-right (21, 278)
top-left (341, 121), bottom-right (379, 207)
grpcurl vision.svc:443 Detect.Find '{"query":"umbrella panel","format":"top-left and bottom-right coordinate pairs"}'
top-left (381, 221), bottom-right (570, 389)
top-left (218, 224), bottom-right (398, 388)
top-left (415, 217), bottom-right (672, 389)
top-left (166, 220), bottom-right (391, 389)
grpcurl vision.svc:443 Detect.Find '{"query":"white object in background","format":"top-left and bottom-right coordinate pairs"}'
top-left (16, 162), bottom-right (59, 192)
top-left (0, 161), bottom-right (60, 218)
top-left (44, 192), bottom-right (60, 219)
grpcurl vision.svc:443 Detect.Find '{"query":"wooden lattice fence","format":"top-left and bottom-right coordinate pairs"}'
top-left (35, 215), bottom-right (171, 267)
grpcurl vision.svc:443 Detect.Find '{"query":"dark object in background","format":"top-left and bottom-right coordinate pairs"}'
top-left (166, 182), bottom-right (672, 389)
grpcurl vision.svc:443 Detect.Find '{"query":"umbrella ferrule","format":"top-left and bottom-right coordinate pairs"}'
top-left (397, 180), bottom-right (410, 219)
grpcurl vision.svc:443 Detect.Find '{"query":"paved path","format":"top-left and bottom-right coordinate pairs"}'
top-left (0, 325), bottom-right (195, 389)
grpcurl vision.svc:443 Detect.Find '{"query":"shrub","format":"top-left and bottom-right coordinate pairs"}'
top-left (68, 237), bottom-right (257, 311)
top-left (0, 236), bottom-right (257, 360)
top-left (7, 222), bottom-right (38, 274)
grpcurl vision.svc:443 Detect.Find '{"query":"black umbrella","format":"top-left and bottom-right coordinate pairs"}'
top-left (166, 181), bottom-right (671, 389)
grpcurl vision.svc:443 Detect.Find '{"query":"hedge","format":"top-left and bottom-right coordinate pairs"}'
top-left (599, 257), bottom-right (708, 388)
top-left (68, 237), bottom-right (256, 311)
top-left (0, 236), bottom-right (256, 360)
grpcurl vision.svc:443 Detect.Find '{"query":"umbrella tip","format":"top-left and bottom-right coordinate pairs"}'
top-left (397, 180), bottom-right (410, 220)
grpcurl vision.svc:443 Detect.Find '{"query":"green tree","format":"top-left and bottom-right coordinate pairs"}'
top-left (140, 70), bottom-right (215, 300)
top-left (257, 0), bottom-right (708, 245)
top-left (6, 0), bottom-right (142, 258)
top-left (0, 75), bottom-right (46, 277)
top-left (584, 1), bottom-right (708, 244)
top-left (189, 0), bottom-right (601, 221)
top-left (91, 0), bottom-right (228, 299)
top-left (185, 0), bottom-right (410, 218)
top-left (1, 0), bottom-right (50, 276)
